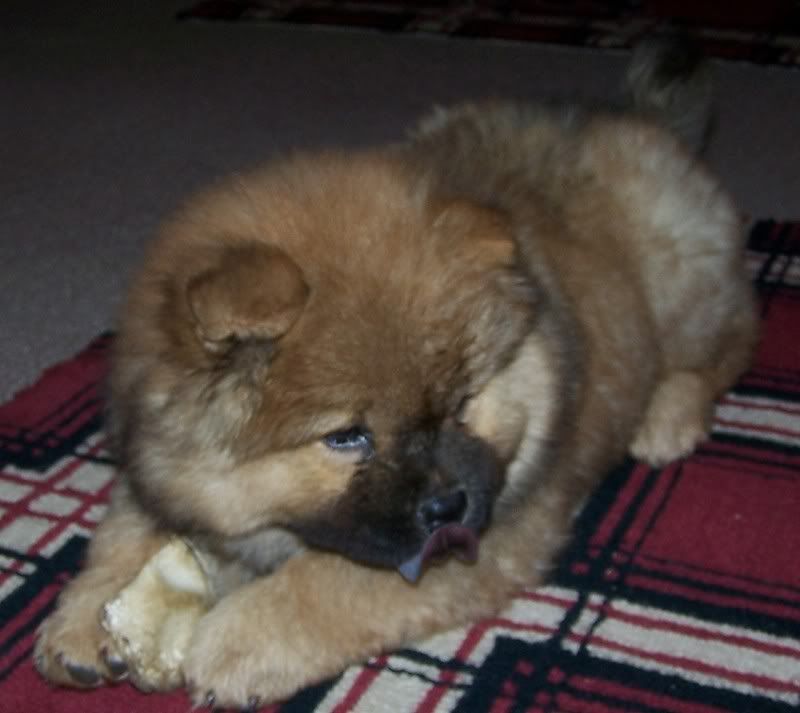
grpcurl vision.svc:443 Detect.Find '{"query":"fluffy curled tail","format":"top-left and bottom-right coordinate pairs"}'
top-left (624, 35), bottom-right (714, 153)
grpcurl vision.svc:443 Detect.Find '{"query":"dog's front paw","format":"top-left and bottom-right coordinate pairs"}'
top-left (182, 581), bottom-right (340, 708)
top-left (35, 591), bottom-right (127, 688)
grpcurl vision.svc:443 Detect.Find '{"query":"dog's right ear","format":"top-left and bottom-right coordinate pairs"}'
top-left (186, 244), bottom-right (309, 353)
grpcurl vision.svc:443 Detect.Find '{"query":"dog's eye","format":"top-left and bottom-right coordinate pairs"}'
top-left (323, 427), bottom-right (374, 456)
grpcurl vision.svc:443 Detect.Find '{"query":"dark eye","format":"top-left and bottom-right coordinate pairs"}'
top-left (323, 427), bottom-right (374, 456)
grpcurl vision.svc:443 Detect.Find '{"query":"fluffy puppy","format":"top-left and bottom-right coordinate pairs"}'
top-left (35, 40), bottom-right (757, 708)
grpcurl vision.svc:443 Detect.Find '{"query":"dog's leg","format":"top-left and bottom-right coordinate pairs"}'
top-left (630, 304), bottom-right (758, 465)
top-left (35, 485), bottom-right (168, 688)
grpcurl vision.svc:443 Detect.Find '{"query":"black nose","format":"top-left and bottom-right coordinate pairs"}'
top-left (417, 489), bottom-right (468, 532)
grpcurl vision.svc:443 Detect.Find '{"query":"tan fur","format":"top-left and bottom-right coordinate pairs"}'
top-left (35, 100), bottom-right (757, 708)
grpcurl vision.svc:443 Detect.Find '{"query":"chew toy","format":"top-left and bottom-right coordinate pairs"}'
top-left (101, 538), bottom-right (213, 690)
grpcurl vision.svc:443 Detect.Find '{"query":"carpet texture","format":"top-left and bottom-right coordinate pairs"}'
top-left (178, 0), bottom-right (800, 67)
top-left (1, 220), bottom-right (799, 712)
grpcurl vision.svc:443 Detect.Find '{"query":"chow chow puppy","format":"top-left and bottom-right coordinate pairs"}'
top-left (35, 39), bottom-right (757, 708)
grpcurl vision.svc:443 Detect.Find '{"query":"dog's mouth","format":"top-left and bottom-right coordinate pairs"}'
top-left (397, 523), bottom-right (480, 583)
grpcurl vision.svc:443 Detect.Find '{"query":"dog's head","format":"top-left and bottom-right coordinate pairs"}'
top-left (114, 153), bottom-right (565, 581)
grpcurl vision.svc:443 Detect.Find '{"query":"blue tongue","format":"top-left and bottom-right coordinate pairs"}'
top-left (397, 551), bottom-right (426, 583)
top-left (397, 524), bottom-right (479, 584)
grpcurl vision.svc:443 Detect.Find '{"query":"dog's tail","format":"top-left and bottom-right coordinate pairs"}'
top-left (624, 34), bottom-right (714, 153)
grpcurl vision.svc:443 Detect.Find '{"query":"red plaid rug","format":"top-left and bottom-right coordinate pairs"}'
top-left (1, 220), bottom-right (799, 712)
top-left (178, 1), bottom-right (800, 68)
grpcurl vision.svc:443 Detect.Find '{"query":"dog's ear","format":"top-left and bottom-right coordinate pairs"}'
top-left (187, 244), bottom-right (309, 352)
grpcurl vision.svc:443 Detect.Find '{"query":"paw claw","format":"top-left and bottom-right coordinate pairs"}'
top-left (63, 660), bottom-right (102, 687)
top-left (101, 646), bottom-right (128, 680)
top-left (243, 696), bottom-right (262, 712)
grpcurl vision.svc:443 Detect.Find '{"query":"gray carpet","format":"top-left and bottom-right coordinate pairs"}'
top-left (2, 0), bottom-right (799, 402)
